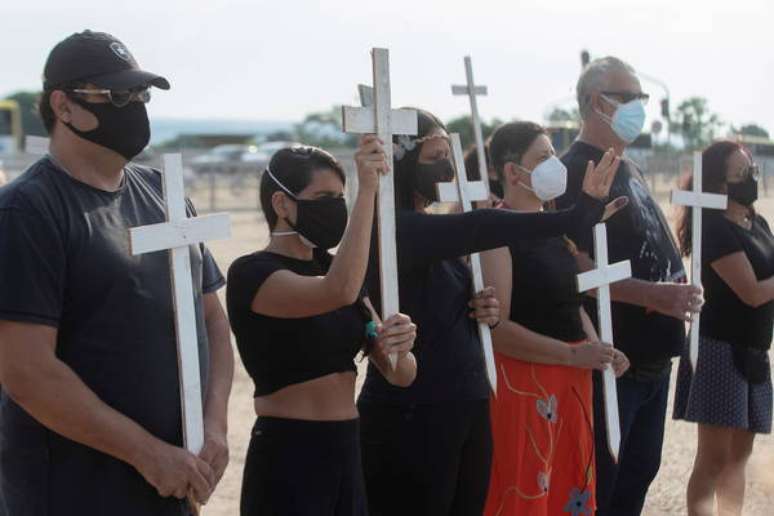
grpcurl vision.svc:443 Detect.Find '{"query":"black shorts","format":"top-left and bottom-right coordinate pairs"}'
top-left (240, 416), bottom-right (367, 516)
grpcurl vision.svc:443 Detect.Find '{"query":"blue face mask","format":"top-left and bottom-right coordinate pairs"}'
top-left (598, 95), bottom-right (646, 144)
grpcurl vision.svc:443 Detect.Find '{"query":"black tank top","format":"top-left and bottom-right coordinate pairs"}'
top-left (508, 235), bottom-right (586, 343)
top-left (226, 251), bottom-right (368, 396)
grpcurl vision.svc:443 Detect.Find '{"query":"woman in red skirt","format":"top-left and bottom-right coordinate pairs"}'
top-left (482, 121), bottom-right (630, 515)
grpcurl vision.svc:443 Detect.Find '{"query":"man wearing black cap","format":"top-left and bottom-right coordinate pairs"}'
top-left (0, 31), bottom-right (233, 515)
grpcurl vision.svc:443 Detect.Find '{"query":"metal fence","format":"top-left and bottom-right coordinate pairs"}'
top-left (3, 148), bottom-right (773, 214)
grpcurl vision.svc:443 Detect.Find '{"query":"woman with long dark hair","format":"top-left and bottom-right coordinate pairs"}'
top-left (673, 140), bottom-right (774, 516)
top-left (227, 138), bottom-right (417, 516)
top-left (357, 109), bottom-right (623, 516)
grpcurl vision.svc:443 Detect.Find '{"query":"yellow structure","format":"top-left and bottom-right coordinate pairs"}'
top-left (0, 100), bottom-right (23, 155)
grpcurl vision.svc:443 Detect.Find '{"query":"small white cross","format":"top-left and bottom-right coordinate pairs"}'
top-left (577, 223), bottom-right (632, 462)
top-left (671, 151), bottom-right (727, 371)
top-left (342, 48), bottom-right (418, 369)
top-left (436, 133), bottom-right (498, 394)
top-left (129, 153), bottom-right (231, 454)
top-left (452, 56), bottom-right (490, 191)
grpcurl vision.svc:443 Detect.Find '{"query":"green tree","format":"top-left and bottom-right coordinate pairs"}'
top-left (445, 115), bottom-right (502, 149)
top-left (737, 123), bottom-right (769, 139)
top-left (670, 96), bottom-right (722, 150)
top-left (264, 130), bottom-right (295, 142)
top-left (3, 91), bottom-right (46, 137)
top-left (293, 106), bottom-right (357, 149)
top-left (547, 107), bottom-right (580, 124)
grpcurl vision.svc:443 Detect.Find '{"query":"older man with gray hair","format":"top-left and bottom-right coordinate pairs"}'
top-left (556, 56), bottom-right (703, 515)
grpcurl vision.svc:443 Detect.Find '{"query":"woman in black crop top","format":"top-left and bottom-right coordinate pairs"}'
top-left (226, 141), bottom-right (417, 516)
top-left (479, 122), bottom-right (630, 516)
top-left (356, 110), bottom-right (623, 516)
top-left (673, 141), bottom-right (774, 516)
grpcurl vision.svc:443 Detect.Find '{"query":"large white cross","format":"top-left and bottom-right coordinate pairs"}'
top-left (671, 151), bottom-right (727, 371)
top-left (342, 48), bottom-right (418, 369)
top-left (452, 56), bottom-right (490, 191)
top-left (577, 223), bottom-right (632, 462)
top-left (436, 133), bottom-right (497, 394)
top-left (129, 153), bottom-right (231, 455)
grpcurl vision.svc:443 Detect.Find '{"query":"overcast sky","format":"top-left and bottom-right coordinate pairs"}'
top-left (2, 0), bottom-right (773, 134)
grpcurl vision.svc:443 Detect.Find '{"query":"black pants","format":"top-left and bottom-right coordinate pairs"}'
top-left (358, 399), bottom-right (492, 516)
top-left (240, 417), bottom-right (367, 516)
top-left (593, 368), bottom-right (671, 516)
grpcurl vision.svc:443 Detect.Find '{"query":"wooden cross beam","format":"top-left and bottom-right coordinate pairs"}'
top-left (577, 223), bottom-right (632, 462)
top-left (436, 133), bottom-right (498, 394)
top-left (452, 56), bottom-right (490, 191)
top-left (342, 48), bottom-right (418, 369)
top-left (671, 151), bottom-right (727, 371)
top-left (129, 153), bottom-right (231, 455)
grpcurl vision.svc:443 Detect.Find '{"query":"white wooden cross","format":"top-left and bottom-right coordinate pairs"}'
top-left (452, 56), bottom-right (490, 191)
top-left (577, 223), bottom-right (632, 462)
top-left (435, 133), bottom-right (498, 394)
top-left (671, 151), bottom-right (727, 371)
top-left (342, 48), bottom-right (418, 369)
top-left (129, 153), bottom-right (231, 455)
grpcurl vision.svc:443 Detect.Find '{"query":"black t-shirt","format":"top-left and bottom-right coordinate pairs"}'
top-left (0, 157), bottom-right (224, 516)
top-left (508, 233), bottom-right (586, 343)
top-left (557, 142), bottom-right (686, 370)
top-left (358, 193), bottom-right (605, 405)
top-left (226, 251), bottom-right (367, 397)
top-left (701, 211), bottom-right (774, 350)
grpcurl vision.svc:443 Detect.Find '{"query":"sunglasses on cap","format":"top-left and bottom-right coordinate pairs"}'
top-left (66, 87), bottom-right (151, 108)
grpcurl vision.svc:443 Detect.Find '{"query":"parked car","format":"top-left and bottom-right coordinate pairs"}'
top-left (190, 141), bottom-right (303, 176)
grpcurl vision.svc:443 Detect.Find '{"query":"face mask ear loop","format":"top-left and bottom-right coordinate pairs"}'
top-left (594, 94), bottom-right (617, 126)
top-left (265, 165), bottom-right (302, 236)
top-left (265, 165), bottom-right (298, 200)
top-left (513, 163), bottom-right (536, 194)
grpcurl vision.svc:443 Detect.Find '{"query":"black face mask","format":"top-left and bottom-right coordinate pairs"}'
top-left (414, 159), bottom-right (455, 203)
top-left (727, 175), bottom-right (758, 207)
top-left (65, 96), bottom-right (150, 161)
top-left (288, 196), bottom-right (348, 250)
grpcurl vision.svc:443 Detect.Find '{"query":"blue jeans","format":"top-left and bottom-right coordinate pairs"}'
top-left (593, 366), bottom-right (671, 516)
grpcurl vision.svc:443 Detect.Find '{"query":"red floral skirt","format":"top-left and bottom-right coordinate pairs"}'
top-left (484, 345), bottom-right (596, 516)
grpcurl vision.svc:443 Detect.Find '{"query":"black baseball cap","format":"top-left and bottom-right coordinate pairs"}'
top-left (43, 30), bottom-right (170, 91)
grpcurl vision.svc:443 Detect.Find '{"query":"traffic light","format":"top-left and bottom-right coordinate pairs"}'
top-left (661, 98), bottom-right (670, 119)
top-left (581, 50), bottom-right (590, 68)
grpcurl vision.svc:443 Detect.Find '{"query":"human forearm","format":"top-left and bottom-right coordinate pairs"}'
top-left (203, 297), bottom-right (233, 432)
top-left (3, 355), bottom-right (160, 471)
top-left (327, 186), bottom-right (376, 303)
top-left (492, 321), bottom-right (572, 366)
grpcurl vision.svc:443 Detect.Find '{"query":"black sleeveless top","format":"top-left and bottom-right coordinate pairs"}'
top-left (509, 234), bottom-right (586, 343)
top-left (226, 251), bottom-right (368, 396)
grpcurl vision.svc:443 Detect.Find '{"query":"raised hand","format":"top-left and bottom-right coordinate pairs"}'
top-left (581, 149), bottom-right (621, 200)
top-left (354, 134), bottom-right (389, 194)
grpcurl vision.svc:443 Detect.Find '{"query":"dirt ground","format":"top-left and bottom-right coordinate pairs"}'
top-left (200, 191), bottom-right (774, 516)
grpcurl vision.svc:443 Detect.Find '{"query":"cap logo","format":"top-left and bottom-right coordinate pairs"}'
top-left (109, 42), bottom-right (132, 62)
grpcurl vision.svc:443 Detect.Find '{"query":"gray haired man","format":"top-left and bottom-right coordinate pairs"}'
top-left (556, 56), bottom-right (703, 515)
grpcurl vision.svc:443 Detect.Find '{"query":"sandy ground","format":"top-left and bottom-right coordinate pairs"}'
top-left (200, 190), bottom-right (774, 516)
